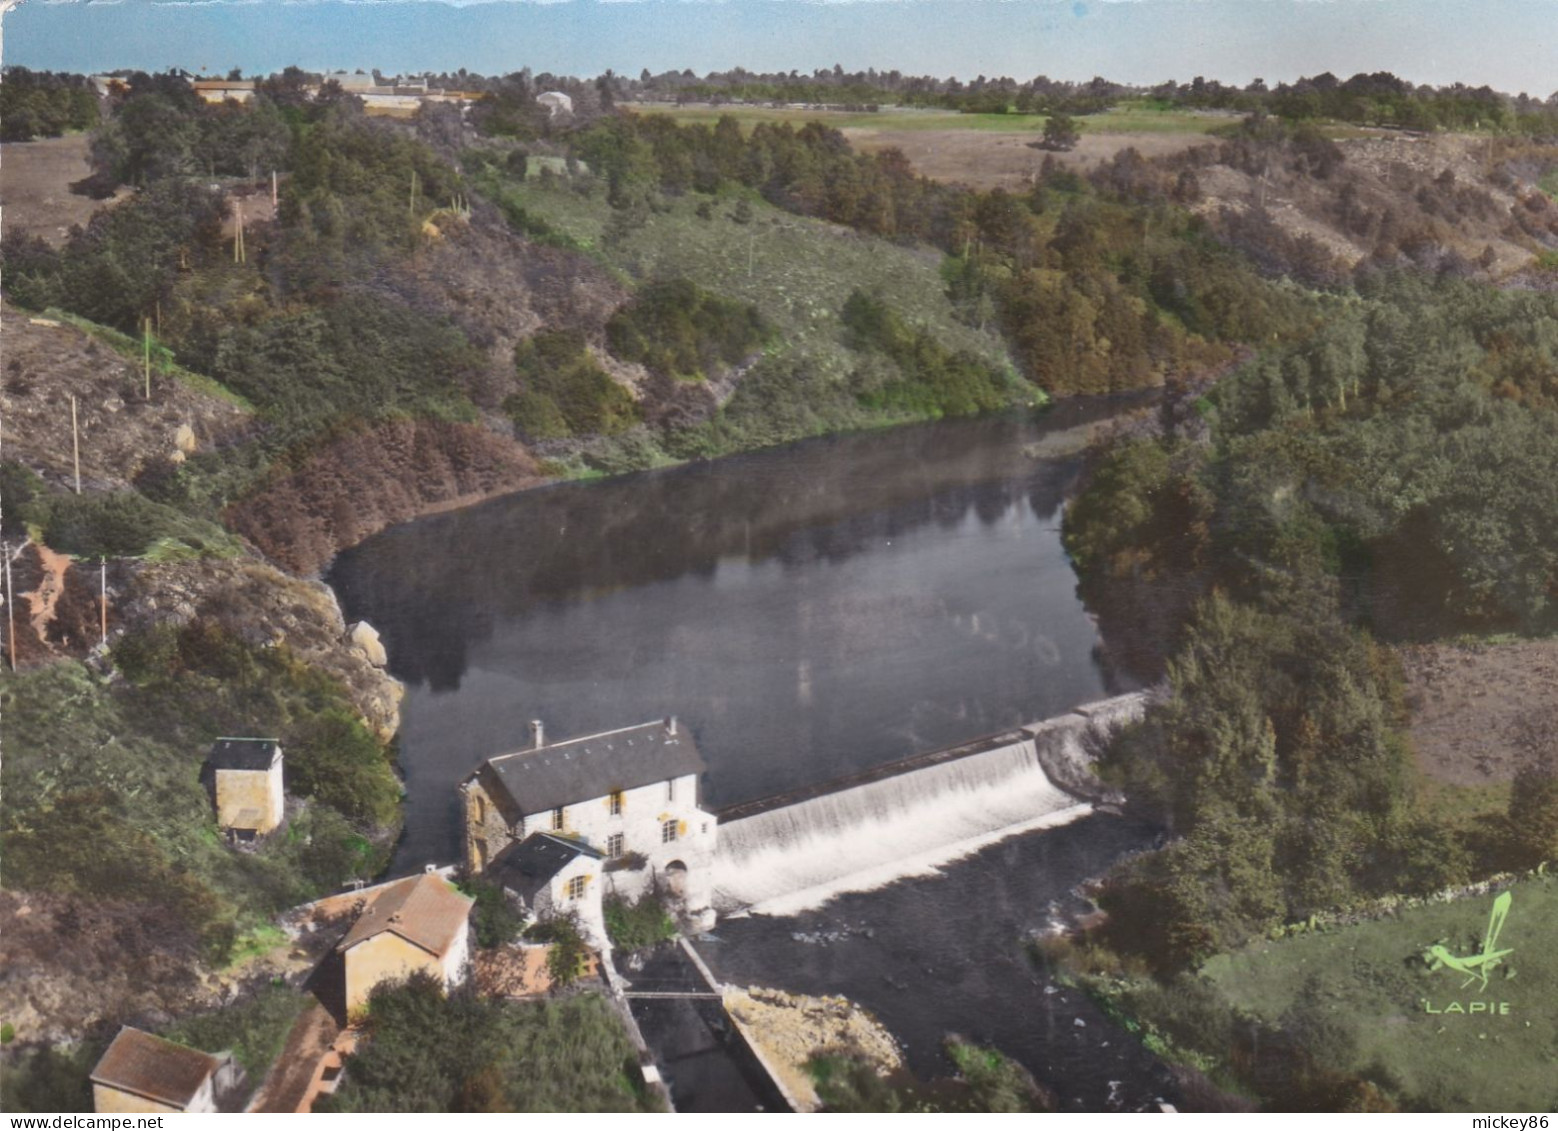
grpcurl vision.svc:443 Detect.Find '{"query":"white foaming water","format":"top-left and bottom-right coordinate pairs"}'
top-left (713, 732), bottom-right (1092, 917)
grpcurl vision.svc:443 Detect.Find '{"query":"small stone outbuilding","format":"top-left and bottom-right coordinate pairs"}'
top-left (204, 737), bottom-right (284, 838)
top-left (90, 1026), bottom-right (235, 1114)
top-left (338, 872), bottom-right (474, 1015)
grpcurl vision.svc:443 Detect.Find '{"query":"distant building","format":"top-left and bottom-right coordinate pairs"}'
top-left (205, 738), bottom-right (284, 838)
top-left (536, 91), bottom-right (573, 118)
top-left (462, 718), bottom-right (718, 927)
top-left (488, 832), bottom-right (607, 946)
top-left (337, 872), bottom-right (474, 1014)
top-left (90, 1027), bottom-right (233, 1114)
top-left (322, 71), bottom-right (376, 93)
top-left (192, 80), bottom-right (255, 105)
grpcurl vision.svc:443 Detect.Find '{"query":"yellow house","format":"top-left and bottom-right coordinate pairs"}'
top-left (206, 737), bottom-right (285, 838)
top-left (339, 872), bottom-right (475, 1014)
top-left (90, 1027), bottom-right (227, 1114)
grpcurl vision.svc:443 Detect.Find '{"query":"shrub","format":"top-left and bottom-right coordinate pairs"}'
top-left (524, 913), bottom-right (591, 988)
top-left (606, 278), bottom-right (768, 382)
top-left (461, 877), bottom-right (527, 949)
top-left (504, 330), bottom-right (639, 440)
top-left (28, 489), bottom-right (240, 559)
top-left (603, 892), bottom-right (677, 953)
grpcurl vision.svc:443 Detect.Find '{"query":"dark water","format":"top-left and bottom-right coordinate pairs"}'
top-left (701, 814), bottom-right (1178, 1112)
top-left (327, 398), bottom-right (1147, 870)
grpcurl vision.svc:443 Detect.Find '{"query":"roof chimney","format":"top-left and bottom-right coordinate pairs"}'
top-left (531, 719), bottom-right (545, 749)
top-left (666, 716), bottom-right (678, 737)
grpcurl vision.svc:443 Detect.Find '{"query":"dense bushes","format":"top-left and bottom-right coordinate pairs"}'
top-left (20, 489), bottom-right (240, 560)
top-left (842, 290), bottom-right (1017, 416)
top-left (322, 976), bottom-right (660, 1112)
top-left (505, 330), bottom-right (639, 439)
top-left (113, 621), bottom-right (403, 829)
top-left (605, 278), bottom-right (769, 382)
top-left (602, 892), bottom-right (676, 952)
top-left (1062, 276), bottom-right (1558, 972)
top-left (461, 877), bottom-right (527, 949)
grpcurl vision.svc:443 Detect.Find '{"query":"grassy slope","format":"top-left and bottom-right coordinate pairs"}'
top-left (487, 172), bottom-right (1016, 385)
top-left (1199, 876), bottom-right (1558, 1111)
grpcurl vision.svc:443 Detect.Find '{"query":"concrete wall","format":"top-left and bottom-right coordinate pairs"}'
top-left (343, 932), bottom-right (444, 1015)
top-left (214, 763), bottom-right (283, 834)
top-left (439, 919), bottom-right (471, 990)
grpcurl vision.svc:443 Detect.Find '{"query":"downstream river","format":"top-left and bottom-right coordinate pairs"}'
top-left (328, 398), bottom-right (1149, 870)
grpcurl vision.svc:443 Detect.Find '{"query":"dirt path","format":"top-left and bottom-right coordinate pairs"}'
top-left (23, 542), bottom-right (73, 646)
top-left (248, 1002), bottom-right (340, 1113)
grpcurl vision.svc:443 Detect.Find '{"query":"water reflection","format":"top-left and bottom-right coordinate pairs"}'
top-left (328, 398), bottom-right (1152, 870)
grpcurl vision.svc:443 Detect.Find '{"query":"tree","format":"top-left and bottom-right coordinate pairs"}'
top-left (1040, 112), bottom-right (1080, 151)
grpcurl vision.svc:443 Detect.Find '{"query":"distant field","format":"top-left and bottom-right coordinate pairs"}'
top-left (1199, 877), bottom-right (1558, 1112)
top-left (626, 101), bottom-right (1235, 190)
top-left (626, 101), bottom-right (1235, 136)
top-left (0, 134), bottom-right (133, 245)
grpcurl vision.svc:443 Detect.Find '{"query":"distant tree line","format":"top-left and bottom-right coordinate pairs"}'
top-left (0, 67), bottom-right (99, 141)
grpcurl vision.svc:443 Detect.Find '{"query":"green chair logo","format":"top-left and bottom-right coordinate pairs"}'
top-left (1423, 891), bottom-right (1513, 993)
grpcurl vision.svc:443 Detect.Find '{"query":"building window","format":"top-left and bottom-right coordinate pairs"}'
top-left (566, 875), bottom-right (587, 900)
top-left (609, 790), bottom-right (624, 816)
top-left (551, 806), bottom-right (566, 831)
top-left (607, 833), bottom-right (625, 858)
top-left (666, 779), bottom-right (676, 802)
top-left (661, 819), bottom-right (679, 844)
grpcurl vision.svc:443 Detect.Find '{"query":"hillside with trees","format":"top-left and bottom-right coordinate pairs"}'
top-left (2, 60), bottom-right (1557, 1113)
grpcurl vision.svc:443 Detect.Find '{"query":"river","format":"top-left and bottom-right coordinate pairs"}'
top-left (327, 398), bottom-right (1173, 1109)
top-left (328, 397), bottom-right (1152, 869)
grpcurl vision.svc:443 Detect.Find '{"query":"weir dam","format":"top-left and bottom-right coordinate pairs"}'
top-left (709, 691), bottom-right (1150, 916)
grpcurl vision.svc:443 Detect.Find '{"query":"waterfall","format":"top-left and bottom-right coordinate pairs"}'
top-left (711, 693), bottom-right (1148, 917)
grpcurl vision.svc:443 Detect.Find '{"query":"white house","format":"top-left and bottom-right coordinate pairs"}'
top-left (488, 832), bottom-right (608, 948)
top-left (536, 91), bottom-right (573, 118)
top-left (462, 718), bottom-right (718, 928)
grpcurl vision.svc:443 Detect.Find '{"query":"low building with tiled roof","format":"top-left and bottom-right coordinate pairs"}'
top-left (90, 1027), bottom-right (230, 1114)
top-left (338, 872), bottom-right (475, 1013)
top-left (461, 718), bottom-right (718, 928)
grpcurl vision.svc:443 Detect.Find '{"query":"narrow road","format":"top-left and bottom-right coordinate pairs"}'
top-left (248, 1002), bottom-right (341, 1113)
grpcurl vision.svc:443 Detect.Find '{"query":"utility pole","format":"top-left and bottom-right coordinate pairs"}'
top-left (144, 319), bottom-right (152, 400)
top-left (70, 394), bottom-right (81, 494)
top-left (4, 544), bottom-right (14, 672)
top-left (100, 556), bottom-right (108, 647)
top-left (233, 200), bottom-right (246, 264)
top-left (272, 169), bottom-right (279, 209)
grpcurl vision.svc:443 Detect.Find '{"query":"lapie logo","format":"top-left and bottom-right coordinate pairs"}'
top-left (1419, 891), bottom-right (1516, 1016)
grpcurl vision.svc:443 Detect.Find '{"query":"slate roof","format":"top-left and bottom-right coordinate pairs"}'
top-left (337, 873), bottom-right (474, 957)
top-left (207, 738), bottom-right (281, 773)
top-left (481, 720), bottom-right (704, 816)
top-left (489, 833), bottom-right (601, 902)
top-left (90, 1027), bottom-right (221, 1109)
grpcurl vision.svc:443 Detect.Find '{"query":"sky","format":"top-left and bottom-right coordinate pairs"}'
top-left (3, 0), bottom-right (1557, 96)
